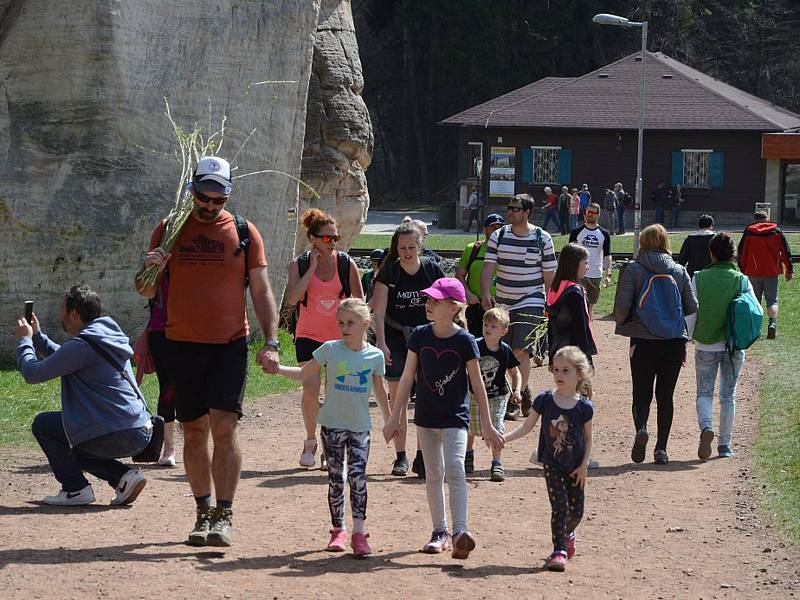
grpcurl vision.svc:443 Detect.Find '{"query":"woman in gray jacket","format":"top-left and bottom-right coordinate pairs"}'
top-left (613, 225), bottom-right (698, 465)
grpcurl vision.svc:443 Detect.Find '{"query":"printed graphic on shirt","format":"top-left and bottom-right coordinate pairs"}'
top-left (176, 235), bottom-right (227, 266)
top-left (419, 346), bottom-right (463, 397)
top-left (315, 291), bottom-right (340, 316)
top-left (333, 361), bottom-right (372, 393)
top-left (570, 225), bottom-right (611, 279)
top-left (478, 355), bottom-right (501, 389)
top-left (546, 413), bottom-right (581, 468)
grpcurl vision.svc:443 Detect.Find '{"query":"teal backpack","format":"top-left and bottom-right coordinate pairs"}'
top-left (725, 275), bottom-right (763, 353)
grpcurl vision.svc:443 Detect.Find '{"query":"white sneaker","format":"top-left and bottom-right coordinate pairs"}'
top-left (529, 450), bottom-right (543, 466)
top-left (43, 484), bottom-right (95, 506)
top-left (158, 445), bottom-right (176, 467)
top-left (110, 469), bottom-right (147, 506)
top-left (299, 439), bottom-right (317, 468)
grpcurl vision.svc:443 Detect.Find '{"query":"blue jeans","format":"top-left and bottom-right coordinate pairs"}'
top-left (670, 206), bottom-right (680, 228)
top-left (31, 411), bottom-right (151, 492)
top-left (542, 208), bottom-right (561, 233)
top-left (655, 205), bottom-right (664, 224)
top-left (569, 214), bottom-right (579, 231)
top-left (616, 205), bottom-right (626, 233)
top-left (694, 349), bottom-right (744, 447)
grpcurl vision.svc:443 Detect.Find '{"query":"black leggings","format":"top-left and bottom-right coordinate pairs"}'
top-left (149, 331), bottom-right (176, 423)
top-left (629, 338), bottom-right (686, 451)
top-left (544, 464), bottom-right (584, 553)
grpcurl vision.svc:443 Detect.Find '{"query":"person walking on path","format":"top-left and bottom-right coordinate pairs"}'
top-left (481, 194), bottom-right (558, 418)
top-left (569, 203), bottom-right (612, 321)
top-left (614, 182), bottom-right (630, 235)
top-left (669, 185), bottom-right (684, 228)
top-left (273, 299), bottom-right (389, 557)
top-left (504, 345), bottom-right (594, 572)
top-left (412, 219), bottom-right (444, 264)
top-left (603, 188), bottom-right (617, 235)
top-left (558, 186), bottom-right (571, 236)
top-left (16, 286), bottom-right (152, 507)
top-left (737, 210), bottom-right (793, 339)
top-left (454, 213), bottom-right (505, 337)
top-left (686, 232), bottom-right (756, 460)
top-left (569, 188), bottom-right (581, 231)
top-left (136, 155), bottom-right (280, 547)
top-left (578, 184), bottom-right (591, 223)
top-left (464, 187), bottom-right (480, 233)
top-left (372, 222), bottom-right (445, 477)
top-left (361, 248), bottom-right (385, 305)
top-left (541, 186), bottom-right (562, 233)
top-left (285, 208), bottom-right (363, 470)
top-left (651, 182), bottom-right (667, 225)
top-left (383, 278), bottom-right (503, 561)
top-left (677, 214), bottom-right (715, 278)
top-left (613, 224), bottom-right (697, 465)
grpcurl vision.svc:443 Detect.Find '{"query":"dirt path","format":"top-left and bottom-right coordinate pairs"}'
top-left (1, 319), bottom-right (798, 599)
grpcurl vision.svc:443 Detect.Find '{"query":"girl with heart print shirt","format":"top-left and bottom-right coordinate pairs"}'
top-left (504, 345), bottom-right (594, 573)
top-left (384, 278), bottom-right (504, 561)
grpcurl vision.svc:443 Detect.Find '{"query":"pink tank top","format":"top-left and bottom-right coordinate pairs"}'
top-left (294, 253), bottom-right (344, 343)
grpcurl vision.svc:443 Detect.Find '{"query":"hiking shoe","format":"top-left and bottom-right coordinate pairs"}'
top-left (698, 428), bottom-right (715, 461)
top-left (521, 387), bottom-right (532, 417)
top-left (300, 438), bottom-right (317, 468)
top-left (326, 528), bottom-right (348, 552)
top-left (206, 507), bottom-right (233, 547)
top-left (464, 451), bottom-right (475, 474)
top-left (411, 452), bottom-right (426, 480)
top-left (110, 469), bottom-right (146, 506)
top-left (421, 529), bottom-right (450, 553)
top-left (504, 408), bottom-right (520, 421)
top-left (718, 445), bottom-right (735, 458)
top-left (545, 551), bottom-right (567, 571)
top-left (767, 323), bottom-right (777, 339)
top-left (566, 533), bottom-right (576, 559)
top-left (158, 444), bottom-right (176, 467)
top-left (654, 449), bottom-right (669, 465)
top-left (42, 484), bottom-right (95, 506)
top-left (187, 507), bottom-right (214, 546)
top-left (351, 532), bottom-right (372, 557)
top-left (391, 455), bottom-right (409, 477)
top-left (451, 530), bottom-right (476, 559)
top-left (631, 428), bottom-right (649, 463)
top-left (490, 461), bottom-right (505, 482)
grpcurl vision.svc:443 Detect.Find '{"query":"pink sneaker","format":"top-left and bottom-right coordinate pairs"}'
top-left (326, 528), bottom-right (347, 552)
top-left (351, 532), bottom-right (372, 557)
top-left (300, 439), bottom-right (317, 468)
top-left (545, 552), bottom-right (567, 571)
top-left (566, 533), bottom-right (576, 559)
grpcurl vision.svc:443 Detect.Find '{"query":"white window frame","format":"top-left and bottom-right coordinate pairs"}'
top-left (681, 148), bottom-right (713, 189)
top-left (467, 142), bottom-right (483, 178)
top-left (531, 145), bottom-right (561, 185)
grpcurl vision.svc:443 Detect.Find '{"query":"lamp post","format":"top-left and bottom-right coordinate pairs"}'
top-left (475, 156), bottom-right (483, 242)
top-left (593, 13), bottom-right (648, 255)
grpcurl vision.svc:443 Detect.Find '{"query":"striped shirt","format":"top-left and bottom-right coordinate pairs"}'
top-left (484, 225), bottom-right (558, 310)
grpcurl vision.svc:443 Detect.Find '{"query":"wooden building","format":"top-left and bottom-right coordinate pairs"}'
top-left (440, 51), bottom-right (800, 228)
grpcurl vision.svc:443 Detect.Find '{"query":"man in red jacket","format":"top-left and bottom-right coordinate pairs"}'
top-left (738, 211), bottom-right (793, 339)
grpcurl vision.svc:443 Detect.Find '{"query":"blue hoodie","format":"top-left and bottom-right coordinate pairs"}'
top-left (16, 316), bottom-right (151, 446)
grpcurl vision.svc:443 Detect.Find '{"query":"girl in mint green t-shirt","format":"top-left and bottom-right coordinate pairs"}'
top-left (276, 299), bottom-right (390, 557)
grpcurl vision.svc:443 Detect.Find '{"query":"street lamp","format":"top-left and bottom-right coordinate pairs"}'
top-left (475, 156), bottom-right (483, 242)
top-left (593, 13), bottom-right (648, 255)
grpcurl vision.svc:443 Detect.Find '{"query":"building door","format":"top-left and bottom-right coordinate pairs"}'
top-left (782, 162), bottom-right (800, 224)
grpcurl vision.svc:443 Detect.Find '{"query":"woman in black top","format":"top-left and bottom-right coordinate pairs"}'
top-left (372, 222), bottom-right (444, 476)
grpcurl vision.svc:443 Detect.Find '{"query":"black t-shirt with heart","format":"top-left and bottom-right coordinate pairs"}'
top-left (407, 324), bottom-right (479, 429)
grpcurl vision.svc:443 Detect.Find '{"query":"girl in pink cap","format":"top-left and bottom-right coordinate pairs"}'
top-left (383, 277), bottom-right (504, 560)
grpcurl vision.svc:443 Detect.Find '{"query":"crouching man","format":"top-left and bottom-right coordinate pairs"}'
top-left (15, 286), bottom-right (152, 506)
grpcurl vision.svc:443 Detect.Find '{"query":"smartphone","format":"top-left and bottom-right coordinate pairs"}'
top-left (24, 301), bottom-right (34, 325)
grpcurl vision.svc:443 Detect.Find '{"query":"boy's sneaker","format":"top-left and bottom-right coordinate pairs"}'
top-left (411, 452), bottom-right (426, 480)
top-left (490, 461), bottom-right (505, 482)
top-left (718, 445), bottom-right (735, 458)
top-left (698, 428), bottom-right (715, 461)
top-left (326, 528), bottom-right (348, 552)
top-left (631, 428), bottom-right (649, 463)
top-left (421, 529), bottom-right (450, 554)
top-left (451, 530), bottom-right (476, 559)
top-left (42, 484), bottom-right (95, 506)
top-left (520, 387), bottom-right (532, 417)
top-left (110, 469), bottom-right (147, 506)
top-left (391, 455), bottom-right (409, 477)
top-left (545, 551), bottom-right (567, 571)
top-left (464, 451), bottom-right (475, 474)
top-left (350, 532), bottom-right (371, 557)
top-left (504, 407), bottom-right (519, 421)
top-left (206, 507), bottom-right (233, 547)
top-left (300, 438), bottom-right (317, 468)
top-left (566, 533), bottom-right (576, 559)
top-left (187, 507), bottom-right (214, 546)
top-left (767, 323), bottom-right (777, 339)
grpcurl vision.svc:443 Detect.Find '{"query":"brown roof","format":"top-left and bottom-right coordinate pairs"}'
top-left (440, 52), bottom-right (800, 131)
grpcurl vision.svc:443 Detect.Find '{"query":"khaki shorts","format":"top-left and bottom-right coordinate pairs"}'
top-left (469, 394), bottom-right (508, 437)
top-left (579, 277), bottom-right (601, 305)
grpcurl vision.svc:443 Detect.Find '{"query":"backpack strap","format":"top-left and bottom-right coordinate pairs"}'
top-left (296, 251), bottom-right (312, 307)
top-left (465, 241), bottom-right (483, 273)
top-left (336, 251), bottom-right (352, 299)
top-left (233, 214), bottom-right (250, 288)
top-left (76, 335), bottom-right (148, 410)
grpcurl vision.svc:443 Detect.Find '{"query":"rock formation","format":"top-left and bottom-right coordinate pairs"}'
top-left (0, 1), bottom-right (322, 356)
top-left (297, 0), bottom-right (373, 252)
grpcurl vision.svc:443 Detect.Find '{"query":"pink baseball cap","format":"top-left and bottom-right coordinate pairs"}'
top-left (420, 278), bottom-right (466, 303)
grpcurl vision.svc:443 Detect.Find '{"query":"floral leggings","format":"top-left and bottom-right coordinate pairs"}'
top-left (320, 427), bottom-right (370, 529)
top-left (543, 463), bottom-right (585, 553)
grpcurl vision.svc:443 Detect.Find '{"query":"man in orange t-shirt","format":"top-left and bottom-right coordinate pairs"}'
top-left (136, 156), bottom-right (280, 547)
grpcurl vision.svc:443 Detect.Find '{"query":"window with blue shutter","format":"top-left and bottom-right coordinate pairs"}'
top-left (709, 152), bottom-right (724, 188)
top-left (671, 151), bottom-right (683, 186)
top-left (558, 148), bottom-right (572, 184)
top-left (521, 147), bottom-right (533, 184)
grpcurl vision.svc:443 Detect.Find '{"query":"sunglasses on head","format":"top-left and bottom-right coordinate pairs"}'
top-left (194, 189), bottom-right (229, 205)
top-left (314, 234), bottom-right (340, 243)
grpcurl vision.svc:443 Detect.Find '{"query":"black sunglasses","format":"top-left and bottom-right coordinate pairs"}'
top-left (506, 205), bottom-right (525, 212)
top-left (194, 189), bottom-right (229, 205)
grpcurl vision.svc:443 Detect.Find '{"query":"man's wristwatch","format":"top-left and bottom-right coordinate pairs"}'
top-left (265, 340), bottom-right (280, 352)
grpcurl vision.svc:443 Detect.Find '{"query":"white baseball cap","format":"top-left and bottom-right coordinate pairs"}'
top-left (193, 156), bottom-right (232, 194)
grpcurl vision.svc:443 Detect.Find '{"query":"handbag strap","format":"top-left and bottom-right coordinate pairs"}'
top-left (77, 334), bottom-right (148, 408)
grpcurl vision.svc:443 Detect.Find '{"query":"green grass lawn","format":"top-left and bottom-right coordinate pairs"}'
top-left (0, 329), bottom-right (301, 448)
